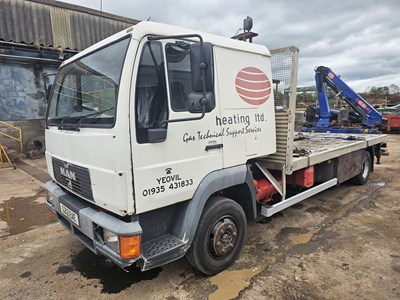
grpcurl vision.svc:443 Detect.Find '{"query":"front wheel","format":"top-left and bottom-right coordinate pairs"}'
top-left (186, 196), bottom-right (247, 275)
top-left (350, 151), bottom-right (371, 185)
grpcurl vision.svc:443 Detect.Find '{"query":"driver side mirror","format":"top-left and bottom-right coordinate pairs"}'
top-left (190, 42), bottom-right (214, 92)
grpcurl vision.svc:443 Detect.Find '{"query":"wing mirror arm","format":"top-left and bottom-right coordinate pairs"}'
top-left (148, 34), bottom-right (213, 126)
top-left (160, 98), bottom-right (207, 127)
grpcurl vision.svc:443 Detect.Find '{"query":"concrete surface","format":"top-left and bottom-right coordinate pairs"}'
top-left (0, 135), bottom-right (399, 300)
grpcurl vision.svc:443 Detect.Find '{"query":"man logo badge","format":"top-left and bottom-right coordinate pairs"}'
top-left (60, 166), bottom-right (76, 181)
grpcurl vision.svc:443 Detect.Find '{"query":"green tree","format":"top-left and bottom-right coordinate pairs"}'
top-left (389, 84), bottom-right (399, 94)
top-left (297, 92), bottom-right (316, 105)
top-left (369, 86), bottom-right (390, 94)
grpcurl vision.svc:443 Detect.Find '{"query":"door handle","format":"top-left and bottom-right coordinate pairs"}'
top-left (205, 144), bottom-right (223, 151)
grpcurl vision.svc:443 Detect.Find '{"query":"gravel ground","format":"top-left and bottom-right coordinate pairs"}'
top-left (0, 135), bottom-right (399, 299)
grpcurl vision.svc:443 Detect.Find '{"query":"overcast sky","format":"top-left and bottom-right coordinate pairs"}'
top-left (62, 0), bottom-right (400, 92)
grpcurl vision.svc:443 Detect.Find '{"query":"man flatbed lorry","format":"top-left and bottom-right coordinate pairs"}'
top-left (44, 22), bottom-right (386, 275)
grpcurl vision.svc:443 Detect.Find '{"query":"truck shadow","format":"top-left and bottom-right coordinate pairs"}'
top-left (71, 248), bottom-right (162, 294)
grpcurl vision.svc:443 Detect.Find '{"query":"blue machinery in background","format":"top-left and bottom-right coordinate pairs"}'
top-left (303, 66), bottom-right (385, 134)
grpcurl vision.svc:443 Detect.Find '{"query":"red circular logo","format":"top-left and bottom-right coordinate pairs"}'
top-left (235, 67), bottom-right (271, 105)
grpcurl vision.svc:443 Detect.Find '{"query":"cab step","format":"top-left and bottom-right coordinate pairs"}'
top-left (141, 235), bottom-right (186, 271)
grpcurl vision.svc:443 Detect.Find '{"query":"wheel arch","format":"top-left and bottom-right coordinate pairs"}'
top-left (367, 146), bottom-right (375, 172)
top-left (222, 181), bottom-right (255, 219)
top-left (171, 164), bottom-right (256, 247)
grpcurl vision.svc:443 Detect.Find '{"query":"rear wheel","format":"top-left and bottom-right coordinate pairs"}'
top-left (186, 196), bottom-right (247, 275)
top-left (350, 151), bottom-right (371, 185)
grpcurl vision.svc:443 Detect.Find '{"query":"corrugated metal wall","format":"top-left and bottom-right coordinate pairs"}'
top-left (0, 0), bottom-right (139, 50)
top-left (50, 6), bottom-right (73, 48)
top-left (0, 0), bottom-right (54, 46)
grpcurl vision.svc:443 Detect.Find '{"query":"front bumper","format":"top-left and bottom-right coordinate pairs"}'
top-left (45, 181), bottom-right (142, 267)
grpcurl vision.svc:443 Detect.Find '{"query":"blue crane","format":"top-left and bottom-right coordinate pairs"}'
top-left (303, 66), bottom-right (385, 134)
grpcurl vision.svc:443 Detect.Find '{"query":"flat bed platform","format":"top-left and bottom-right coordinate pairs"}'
top-left (291, 133), bottom-right (386, 171)
top-left (257, 132), bottom-right (387, 217)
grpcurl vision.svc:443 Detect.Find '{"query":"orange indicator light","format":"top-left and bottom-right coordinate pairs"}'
top-left (120, 235), bottom-right (141, 259)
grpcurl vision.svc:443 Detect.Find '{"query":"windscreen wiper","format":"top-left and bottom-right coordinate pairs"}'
top-left (57, 116), bottom-right (75, 130)
top-left (48, 107), bottom-right (114, 131)
top-left (72, 107), bottom-right (115, 131)
top-left (46, 114), bottom-right (78, 130)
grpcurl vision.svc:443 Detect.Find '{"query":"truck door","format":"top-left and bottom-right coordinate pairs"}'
top-left (130, 39), bottom-right (223, 213)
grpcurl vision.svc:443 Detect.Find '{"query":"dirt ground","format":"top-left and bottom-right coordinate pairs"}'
top-left (0, 135), bottom-right (399, 300)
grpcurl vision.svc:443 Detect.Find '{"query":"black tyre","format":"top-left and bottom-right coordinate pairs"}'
top-left (27, 136), bottom-right (46, 155)
top-left (186, 196), bottom-right (247, 275)
top-left (350, 151), bottom-right (371, 185)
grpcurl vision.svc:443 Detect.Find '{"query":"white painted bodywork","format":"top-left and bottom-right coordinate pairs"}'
top-left (46, 21), bottom-right (277, 216)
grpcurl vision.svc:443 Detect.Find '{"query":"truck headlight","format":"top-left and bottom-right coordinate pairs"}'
top-left (103, 229), bottom-right (120, 254)
top-left (47, 191), bottom-right (55, 205)
top-left (103, 229), bottom-right (141, 259)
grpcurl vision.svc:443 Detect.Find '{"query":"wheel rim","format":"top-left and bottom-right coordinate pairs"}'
top-left (361, 156), bottom-right (370, 178)
top-left (209, 216), bottom-right (238, 258)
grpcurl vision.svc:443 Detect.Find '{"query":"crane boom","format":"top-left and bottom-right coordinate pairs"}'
top-left (304, 66), bottom-right (385, 134)
top-left (315, 66), bottom-right (382, 127)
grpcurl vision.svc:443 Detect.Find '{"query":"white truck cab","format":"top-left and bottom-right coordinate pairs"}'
top-left (45, 21), bottom-right (385, 275)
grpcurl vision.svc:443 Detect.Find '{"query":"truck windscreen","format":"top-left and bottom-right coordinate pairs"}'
top-left (47, 35), bottom-right (130, 128)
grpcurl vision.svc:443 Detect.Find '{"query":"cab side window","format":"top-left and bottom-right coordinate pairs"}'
top-left (135, 41), bottom-right (168, 144)
top-left (166, 42), bottom-right (215, 112)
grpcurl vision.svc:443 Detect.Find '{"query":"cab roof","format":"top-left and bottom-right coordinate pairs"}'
top-left (64, 21), bottom-right (270, 65)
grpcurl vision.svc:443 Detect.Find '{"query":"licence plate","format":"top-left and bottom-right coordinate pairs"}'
top-left (60, 203), bottom-right (80, 226)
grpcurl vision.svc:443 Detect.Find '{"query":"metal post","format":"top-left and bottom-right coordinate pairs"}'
top-left (19, 129), bottom-right (23, 153)
top-left (0, 121), bottom-right (23, 153)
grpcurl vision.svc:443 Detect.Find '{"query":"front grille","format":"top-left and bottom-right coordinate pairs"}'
top-left (52, 157), bottom-right (94, 202)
